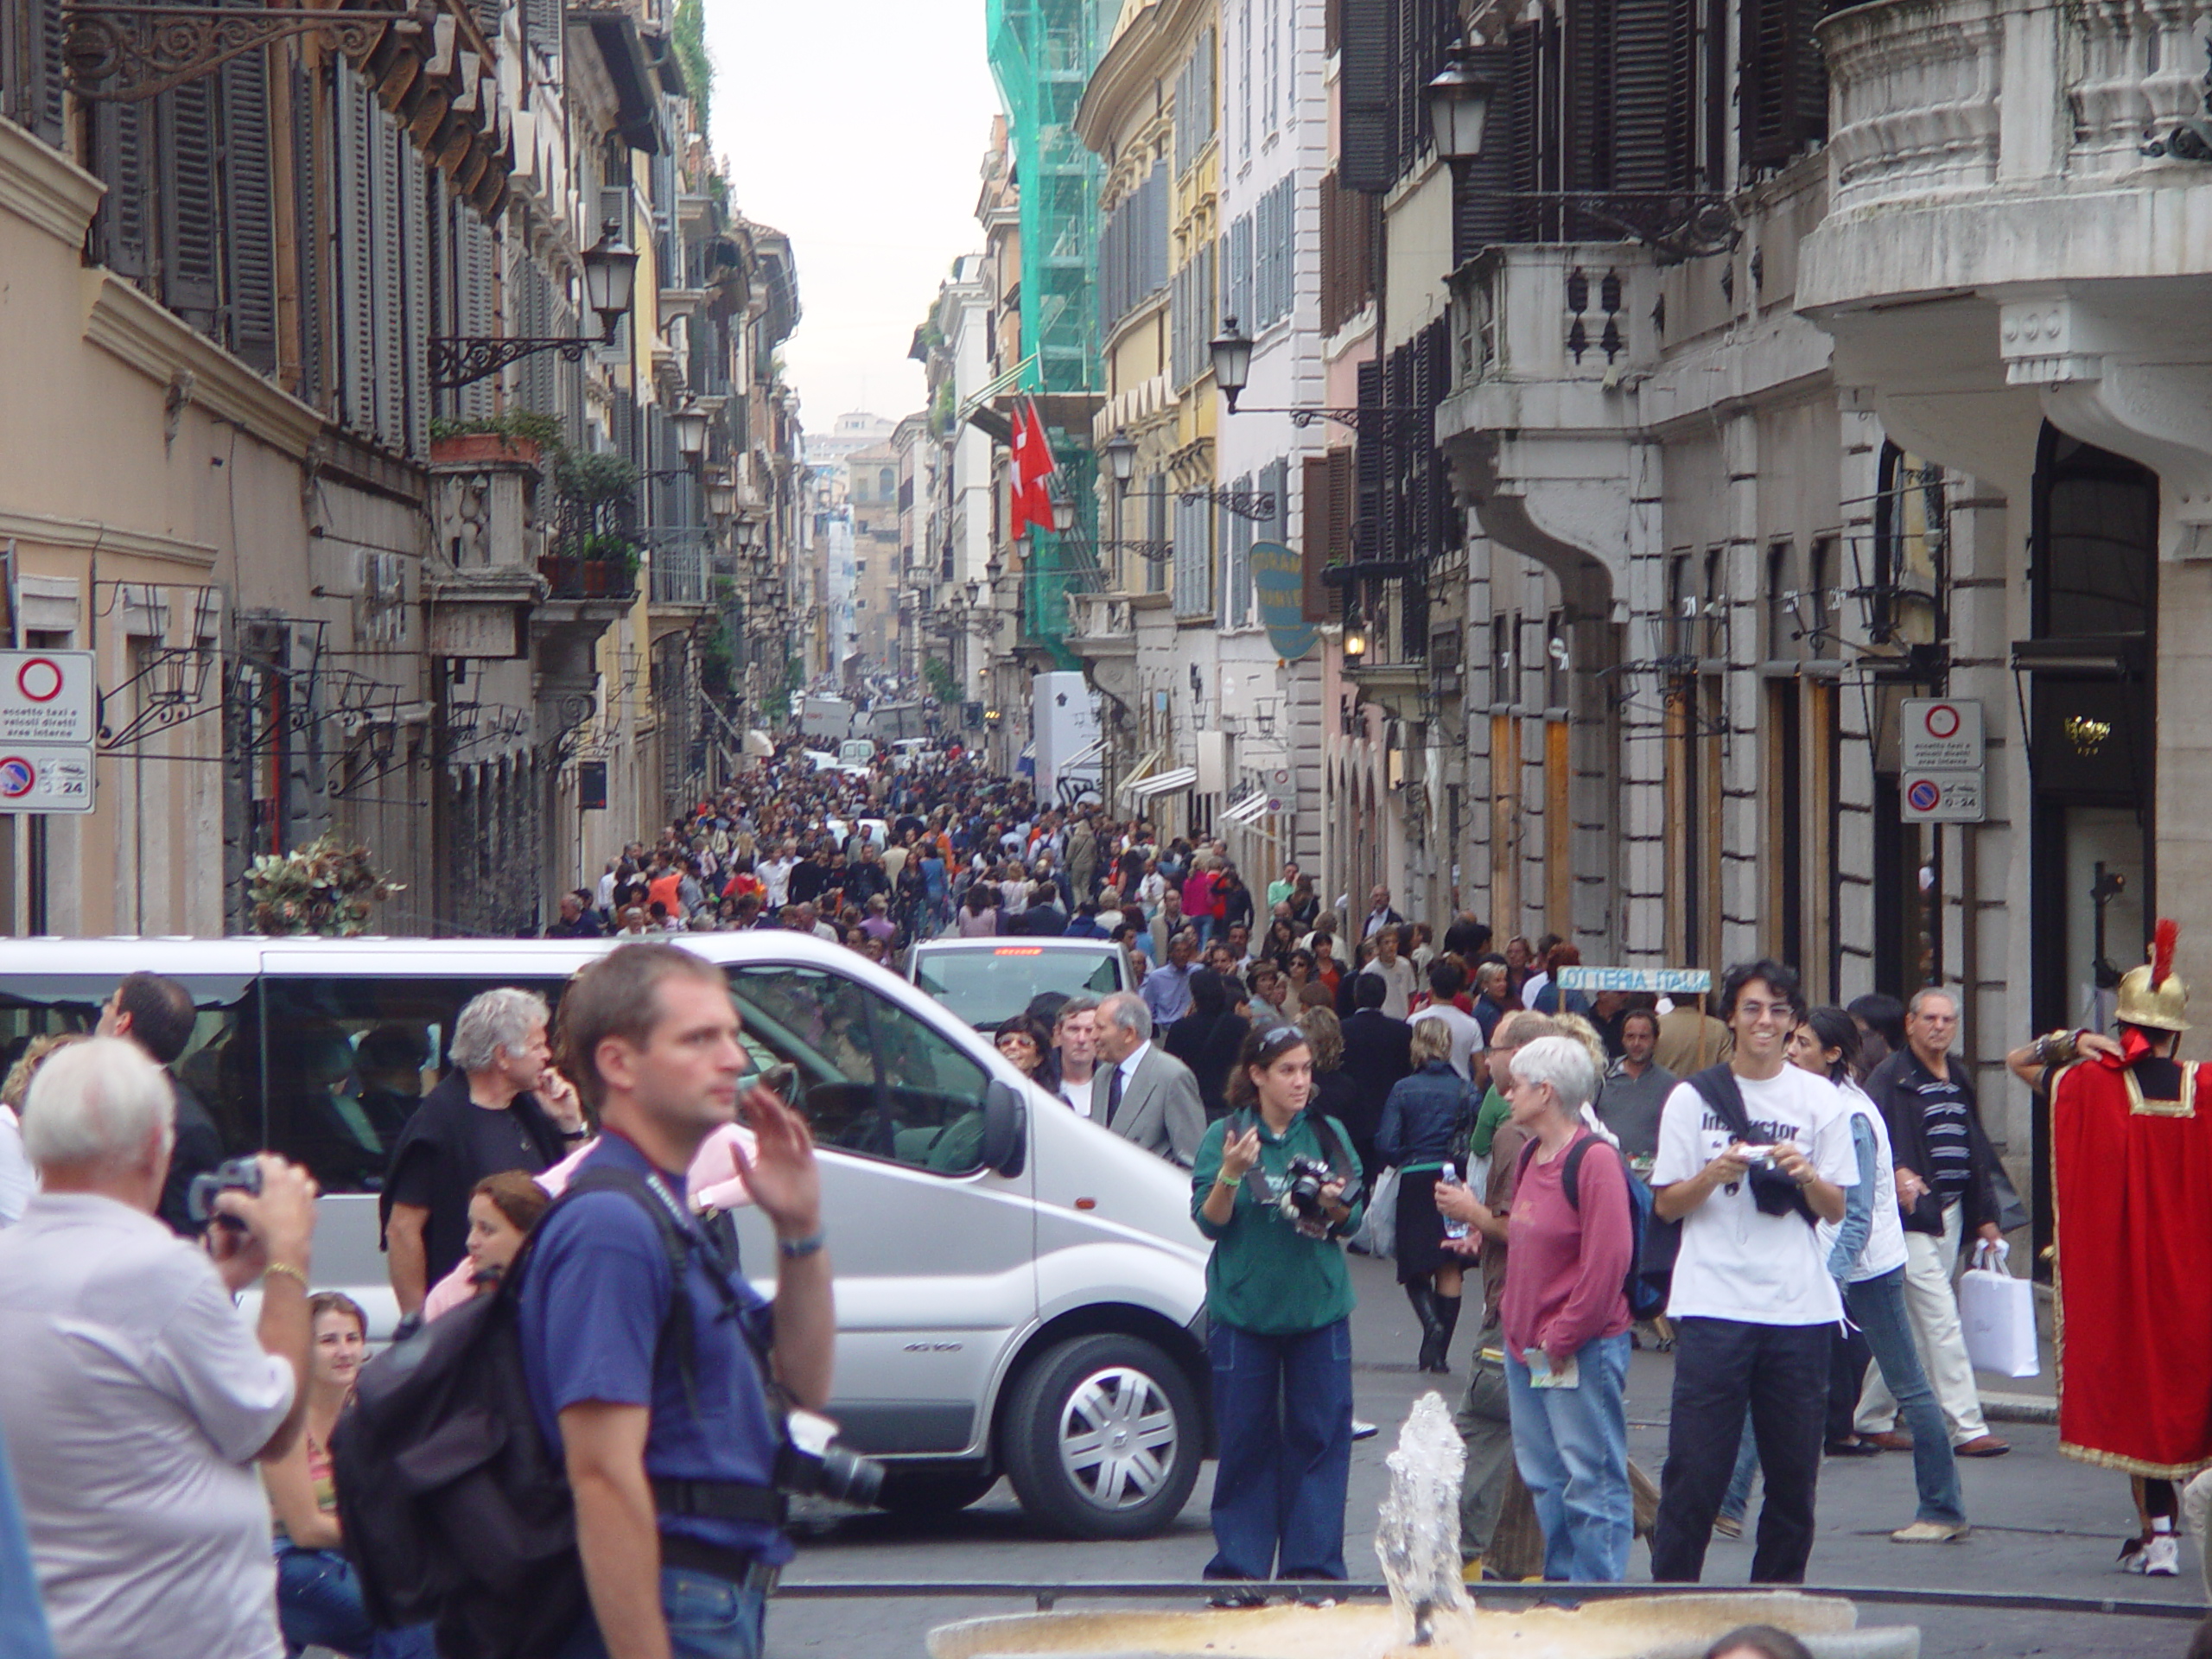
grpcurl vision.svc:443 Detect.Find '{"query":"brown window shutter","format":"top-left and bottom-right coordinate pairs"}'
top-left (1302, 455), bottom-right (1332, 621)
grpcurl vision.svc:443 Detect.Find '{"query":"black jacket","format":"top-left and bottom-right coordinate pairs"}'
top-left (1337, 1010), bottom-right (1414, 1165)
top-left (1376, 1059), bottom-right (1477, 1168)
top-left (1863, 1046), bottom-right (2000, 1236)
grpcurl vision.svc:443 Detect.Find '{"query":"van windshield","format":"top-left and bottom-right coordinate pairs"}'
top-left (913, 947), bottom-right (1122, 1030)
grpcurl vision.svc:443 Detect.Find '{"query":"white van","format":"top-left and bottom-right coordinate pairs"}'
top-left (0, 936), bottom-right (1211, 1537)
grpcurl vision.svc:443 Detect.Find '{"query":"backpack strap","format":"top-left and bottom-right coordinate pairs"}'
top-left (1516, 1132), bottom-right (1599, 1210)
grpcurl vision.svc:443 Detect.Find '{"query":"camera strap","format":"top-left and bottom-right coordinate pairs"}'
top-left (1230, 1109), bottom-right (1363, 1210)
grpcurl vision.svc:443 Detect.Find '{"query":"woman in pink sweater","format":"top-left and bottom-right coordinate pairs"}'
top-left (1497, 1033), bottom-right (1635, 1582)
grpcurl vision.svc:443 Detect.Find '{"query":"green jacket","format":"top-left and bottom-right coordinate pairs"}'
top-left (1190, 1109), bottom-right (1364, 1335)
top-left (1470, 1084), bottom-right (1512, 1159)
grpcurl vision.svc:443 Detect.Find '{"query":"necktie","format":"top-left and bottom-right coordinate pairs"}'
top-left (1105, 1063), bottom-right (1125, 1128)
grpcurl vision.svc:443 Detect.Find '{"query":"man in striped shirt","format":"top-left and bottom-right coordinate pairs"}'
top-left (1857, 987), bottom-right (2012, 1458)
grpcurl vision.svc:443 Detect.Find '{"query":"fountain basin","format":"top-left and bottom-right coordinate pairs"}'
top-left (926, 1589), bottom-right (1919, 1659)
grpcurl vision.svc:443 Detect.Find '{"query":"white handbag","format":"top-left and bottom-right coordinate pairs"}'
top-left (1958, 1241), bottom-right (2040, 1379)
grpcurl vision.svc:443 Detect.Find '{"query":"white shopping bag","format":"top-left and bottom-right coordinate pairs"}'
top-left (1351, 1165), bottom-right (1400, 1259)
top-left (1958, 1243), bottom-right (2040, 1378)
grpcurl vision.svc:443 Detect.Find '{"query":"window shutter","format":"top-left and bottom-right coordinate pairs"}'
top-left (219, 38), bottom-right (277, 373)
top-left (159, 74), bottom-right (221, 329)
top-left (1741, 0), bottom-right (1825, 170)
top-left (90, 98), bottom-right (151, 280)
top-left (1614, 0), bottom-right (1695, 190)
top-left (1354, 358), bottom-right (1384, 557)
top-left (1338, 0), bottom-right (1395, 192)
top-left (21, 0), bottom-right (67, 145)
top-left (1452, 41), bottom-right (1522, 259)
top-left (291, 62), bottom-right (325, 408)
top-left (336, 60), bottom-right (376, 434)
top-left (401, 138), bottom-right (430, 455)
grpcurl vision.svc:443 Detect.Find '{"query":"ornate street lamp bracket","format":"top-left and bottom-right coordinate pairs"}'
top-left (428, 335), bottom-right (597, 391)
top-left (1179, 487), bottom-right (1278, 521)
top-left (62, 3), bottom-right (420, 101)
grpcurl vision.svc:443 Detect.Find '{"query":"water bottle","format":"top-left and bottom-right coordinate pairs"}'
top-left (1439, 1161), bottom-right (1471, 1240)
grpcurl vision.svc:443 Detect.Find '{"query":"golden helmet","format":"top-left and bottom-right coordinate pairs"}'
top-left (2116, 918), bottom-right (2190, 1033)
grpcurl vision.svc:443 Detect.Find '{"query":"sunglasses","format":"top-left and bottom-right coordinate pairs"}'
top-left (1254, 1024), bottom-right (1308, 1060)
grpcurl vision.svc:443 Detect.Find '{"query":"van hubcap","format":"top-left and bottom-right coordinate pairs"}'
top-left (1058, 1366), bottom-right (1179, 1509)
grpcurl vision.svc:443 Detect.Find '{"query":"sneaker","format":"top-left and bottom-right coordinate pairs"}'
top-left (1713, 1514), bottom-right (1743, 1539)
top-left (2145, 1534), bottom-right (2181, 1576)
top-left (1351, 1419), bottom-right (1379, 1441)
top-left (1891, 1521), bottom-right (1970, 1544)
top-left (1205, 1586), bottom-right (1268, 1609)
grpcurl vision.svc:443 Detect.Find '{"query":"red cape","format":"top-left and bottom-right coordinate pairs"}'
top-left (2052, 1057), bottom-right (2212, 1476)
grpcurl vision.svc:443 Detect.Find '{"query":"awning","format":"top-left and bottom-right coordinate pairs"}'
top-left (1059, 736), bottom-right (1105, 773)
top-left (1125, 766), bottom-right (1198, 804)
top-left (1222, 791), bottom-right (1278, 827)
top-left (743, 728), bottom-right (775, 758)
top-left (1116, 745), bottom-right (1168, 809)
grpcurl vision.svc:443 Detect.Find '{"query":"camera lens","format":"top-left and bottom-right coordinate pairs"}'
top-left (814, 1446), bottom-right (886, 1508)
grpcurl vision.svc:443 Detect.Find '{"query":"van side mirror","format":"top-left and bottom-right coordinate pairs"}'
top-left (981, 1079), bottom-right (1027, 1177)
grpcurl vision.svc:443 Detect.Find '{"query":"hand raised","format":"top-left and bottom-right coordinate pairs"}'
top-left (730, 1084), bottom-right (822, 1241)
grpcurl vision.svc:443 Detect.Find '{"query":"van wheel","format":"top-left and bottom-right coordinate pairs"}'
top-left (1001, 1333), bottom-right (1201, 1539)
top-left (874, 1470), bottom-right (998, 1516)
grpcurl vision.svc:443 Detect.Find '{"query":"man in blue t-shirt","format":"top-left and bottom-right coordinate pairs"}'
top-left (522, 944), bottom-right (834, 1659)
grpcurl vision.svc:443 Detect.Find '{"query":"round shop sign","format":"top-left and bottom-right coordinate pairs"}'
top-left (16, 658), bottom-right (63, 702)
top-left (0, 757), bottom-right (35, 799)
top-left (1905, 778), bottom-right (1942, 813)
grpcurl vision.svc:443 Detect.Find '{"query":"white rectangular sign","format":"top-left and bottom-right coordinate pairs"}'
top-left (1900, 699), bottom-right (1984, 772)
top-left (0, 747), bottom-right (95, 813)
top-left (0, 651), bottom-right (96, 745)
top-left (1900, 769), bottom-right (1986, 823)
top-left (1555, 966), bottom-right (1713, 995)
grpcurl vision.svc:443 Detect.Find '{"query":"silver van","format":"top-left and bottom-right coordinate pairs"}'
top-left (0, 936), bottom-right (1209, 1538)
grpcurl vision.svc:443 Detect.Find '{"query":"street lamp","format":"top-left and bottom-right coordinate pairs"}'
top-left (1209, 317), bottom-right (1255, 413)
top-left (1342, 606), bottom-right (1369, 661)
top-left (581, 218), bottom-right (639, 341)
top-left (429, 217), bottom-right (639, 390)
top-left (671, 401), bottom-right (710, 462)
top-left (705, 474), bottom-right (737, 518)
top-left (1426, 41), bottom-right (1494, 162)
top-left (1104, 429), bottom-right (1137, 488)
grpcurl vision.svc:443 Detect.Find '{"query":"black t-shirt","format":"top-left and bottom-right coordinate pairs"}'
top-left (381, 1071), bottom-right (566, 1288)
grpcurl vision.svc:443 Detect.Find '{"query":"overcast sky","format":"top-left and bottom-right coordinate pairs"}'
top-left (702, 0), bottom-right (1001, 434)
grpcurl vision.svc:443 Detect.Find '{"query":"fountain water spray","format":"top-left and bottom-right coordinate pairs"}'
top-left (1374, 1391), bottom-right (1471, 1646)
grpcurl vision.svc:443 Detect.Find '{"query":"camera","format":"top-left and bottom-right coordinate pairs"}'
top-left (186, 1156), bottom-right (264, 1230)
top-left (774, 1408), bottom-right (886, 1508)
top-left (1277, 1154), bottom-right (1336, 1227)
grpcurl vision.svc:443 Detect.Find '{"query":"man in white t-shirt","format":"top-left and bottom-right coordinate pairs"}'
top-left (1052, 995), bottom-right (1102, 1117)
top-left (1647, 960), bottom-right (1854, 1586)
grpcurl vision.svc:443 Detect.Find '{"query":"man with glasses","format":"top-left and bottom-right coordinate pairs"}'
top-left (1647, 960), bottom-right (1855, 1584)
top-left (1854, 987), bottom-right (2011, 1459)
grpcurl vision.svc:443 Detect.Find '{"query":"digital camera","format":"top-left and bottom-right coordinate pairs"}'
top-left (186, 1156), bottom-right (264, 1230)
top-left (774, 1408), bottom-right (886, 1508)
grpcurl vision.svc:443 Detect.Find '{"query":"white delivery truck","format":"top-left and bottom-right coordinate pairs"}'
top-left (800, 695), bottom-right (855, 741)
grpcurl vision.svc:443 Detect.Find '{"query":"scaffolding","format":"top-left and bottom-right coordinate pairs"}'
top-left (987, 0), bottom-right (1104, 668)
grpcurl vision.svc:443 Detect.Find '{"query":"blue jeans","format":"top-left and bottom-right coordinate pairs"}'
top-left (1206, 1318), bottom-right (1355, 1580)
top-left (556, 1565), bottom-right (768, 1659)
top-left (273, 1548), bottom-right (436, 1659)
top-left (1847, 1267), bottom-right (1965, 1525)
top-left (1503, 1332), bottom-right (1634, 1582)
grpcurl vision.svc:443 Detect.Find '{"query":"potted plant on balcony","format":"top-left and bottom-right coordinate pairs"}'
top-left (429, 409), bottom-right (564, 467)
top-left (579, 533), bottom-right (639, 597)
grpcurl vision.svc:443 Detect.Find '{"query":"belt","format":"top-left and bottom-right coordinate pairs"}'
top-left (651, 1475), bottom-right (787, 1526)
top-left (658, 1532), bottom-right (781, 1596)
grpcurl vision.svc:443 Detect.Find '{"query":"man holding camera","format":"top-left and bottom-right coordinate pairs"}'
top-left (522, 943), bottom-right (835, 1659)
top-left (1647, 961), bottom-right (1854, 1586)
top-left (0, 1037), bottom-right (319, 1659)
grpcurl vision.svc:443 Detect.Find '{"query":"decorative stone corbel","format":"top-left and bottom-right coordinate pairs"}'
top-left (1999, 295), bottom-right (2212, 559)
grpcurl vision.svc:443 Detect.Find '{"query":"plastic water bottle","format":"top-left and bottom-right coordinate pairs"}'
top-left (1439, 1161), bottom-right (1471, 1240)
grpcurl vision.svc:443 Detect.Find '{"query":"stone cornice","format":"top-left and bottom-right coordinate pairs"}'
top-left (83, 272), bottom-right (328, 459)
top-left (0, 506), bottom-right (218, 568)
top-left (0, 115), bottom-right (104, 247)
top-left (1077, 0), bottom-right (1214, 153)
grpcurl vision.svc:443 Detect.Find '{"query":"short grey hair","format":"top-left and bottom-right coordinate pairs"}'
top-left (450, 988), bottom-right (551, 1072)
top-left (1056, 994), bottom-right (1101, 1026)
top-left (21, 1036), bottom-right (175, 1171)
top-left (1908, 986), bottom-right (1959, 1017)
top-left (1097, 991), bottom-right (1153, 1043)
top-left (1510, 1034), bottom-right (1599, 1113)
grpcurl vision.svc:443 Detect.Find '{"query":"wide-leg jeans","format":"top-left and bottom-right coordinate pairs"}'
top-left (1205, 1317), bottom-right (1355, 1580)
top-left (1503, 1331), bottom-right (1634, 1582)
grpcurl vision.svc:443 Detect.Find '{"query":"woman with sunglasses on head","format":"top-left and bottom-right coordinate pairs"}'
top-left (1192, 1024), bottom-right (1366, 1601)
top-left (994, 1013), bottom-right (1054, 1081)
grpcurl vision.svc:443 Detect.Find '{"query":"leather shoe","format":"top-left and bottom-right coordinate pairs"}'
top-left (1954, 1434), bottom-right (2011, 1457)
top-left (1862, 1431), bottom-right (1915, 1451)
top-left (1826, 1437), bottom-right (1885, 1457)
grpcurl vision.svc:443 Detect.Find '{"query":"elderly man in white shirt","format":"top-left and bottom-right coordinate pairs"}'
top-left (0, 1038), bottom-right (318, 1659)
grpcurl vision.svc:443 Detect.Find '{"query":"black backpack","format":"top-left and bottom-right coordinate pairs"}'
top-left (331, 1166), bottom-right (769, 1659)
top-left (1515, 1133), bottom-right (1668, 1321)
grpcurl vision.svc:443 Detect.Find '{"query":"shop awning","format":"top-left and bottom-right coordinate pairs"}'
top-left (1058, 736), bottom-right (1105, 773)
top-left (1222, 791), bottom-right (1277, 826)
top-left (1125, 766), bottom-right (1198, 804)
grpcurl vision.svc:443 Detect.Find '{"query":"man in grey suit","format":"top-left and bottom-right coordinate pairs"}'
top-left (1093, 992), bottom-right (1205, 1167)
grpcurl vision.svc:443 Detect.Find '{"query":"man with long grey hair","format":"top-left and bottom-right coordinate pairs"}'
top-left (382, 987), bottom-right (587, 1315)
top-left (0, 1036), bottom-right (320, 1657)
